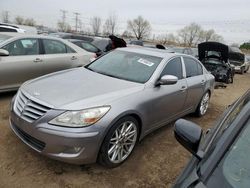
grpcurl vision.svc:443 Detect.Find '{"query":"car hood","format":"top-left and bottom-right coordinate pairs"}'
top-left (198, 42), bottom-right (229, 62)
top-left (229, 49), bottom-right (245, 63)
top-left (21, 68), bottom-right (144, 110)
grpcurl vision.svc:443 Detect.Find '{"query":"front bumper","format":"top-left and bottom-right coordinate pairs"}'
top-left (9, 100), bottom-right (104, 165)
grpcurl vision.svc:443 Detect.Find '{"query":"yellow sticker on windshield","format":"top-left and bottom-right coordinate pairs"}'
top-left (138, 58), bottom-right (154, 67)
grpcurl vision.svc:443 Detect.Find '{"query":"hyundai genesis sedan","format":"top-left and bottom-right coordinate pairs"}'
top-left (9, 47), bottom-right (214, 168)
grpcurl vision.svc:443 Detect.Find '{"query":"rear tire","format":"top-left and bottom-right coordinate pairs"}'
top-left (98, 116), bottom-right (139, 168)
top-left (195, 92), bottom-right (210, 117)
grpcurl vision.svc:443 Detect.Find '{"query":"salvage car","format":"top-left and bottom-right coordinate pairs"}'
top-left (198, 42), bottom-right (234, 84)
top-left (173, 89), bottom-right (250, 188)
top-left (229, 47), bottom-right (249, 74)
top-left (0, 32), bottom-right (94, 93)
top-left (9, 47), bottom-right (214, 168)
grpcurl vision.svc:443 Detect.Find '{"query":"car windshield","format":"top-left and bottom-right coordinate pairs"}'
top-left (86, 50), bottom-right (163, 83)
top-left (222, 118), bottom-right (250, 188)
top-left (92, 39), bottom-right (110, 51)
top-left (0, 34), bottom-right (12, 45)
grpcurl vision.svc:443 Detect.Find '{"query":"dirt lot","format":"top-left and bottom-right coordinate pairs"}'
top-left (0, 73), bottom-right (249, 188)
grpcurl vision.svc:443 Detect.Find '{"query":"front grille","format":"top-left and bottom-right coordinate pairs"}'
top-left (12, 123), bottom-right (46, 151)
top-left (14, 91), bottom-right (51, 123)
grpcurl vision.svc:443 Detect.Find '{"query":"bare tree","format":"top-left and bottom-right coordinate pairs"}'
top-left (24, 18), bottom-right (36, 26)
top-left (15, 16), bottom-right (24, 25)
top-left (157, 33), bottom-right (176, 45)
top-left (90, 16), bottom-right (102, 36)
top-left (127, 16), bottom-right (151, 40)
top-left (2, 11), bottom-right (10, 23)
top-left (178, 23), bottom-right (203, 47)
top-left (103, 13), bottom-right (118, 36)
top-left (57, 21), bottom-right (71, 32)
top-left (201, 29), bottom-right (223, 42)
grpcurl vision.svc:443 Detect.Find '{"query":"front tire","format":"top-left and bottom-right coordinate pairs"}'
top-left (98, 116), bottom-right (139, 168)
top-left (195, 92), bottom-right (210, 117)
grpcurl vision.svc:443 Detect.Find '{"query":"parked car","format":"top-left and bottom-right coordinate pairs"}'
top-left (91, 37), bottom-right (112, 52)
top-left (0, 32), bottom-right (94, 93)
top-left (167, 47), bottom-right (194, 55)
top-left (49, 32), bottom-right (94, 42)
top-left (129, 40), bottom-right (144, 46)
top-left (229, 47), bottom-right (249, 74)
top-left (191, 47), bottom-right (199, 59)
top-left (173, 89), bottom-right (250, 188)
top-left (68, 39), bottom-right (102, 57)
top-left (198, 42), bottom-right (234, 84)
top-left (0, 23), bottom-right (25, 33)
top-left (9, 47), bottom-right (214, 168)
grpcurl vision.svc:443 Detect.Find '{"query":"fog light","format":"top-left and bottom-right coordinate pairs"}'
top-left (74, 147), bottom-right (81, 152)
top-left (63, 147), bottom-right (82, 154)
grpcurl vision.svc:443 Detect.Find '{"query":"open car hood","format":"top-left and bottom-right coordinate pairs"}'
top-left (198, 42), bottom-right (229, 62)
top-left (229, 47), bottom-right (245, 63)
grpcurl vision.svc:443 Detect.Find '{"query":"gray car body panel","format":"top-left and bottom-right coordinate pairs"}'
top-left (9, 47), bottom-right (215, 164)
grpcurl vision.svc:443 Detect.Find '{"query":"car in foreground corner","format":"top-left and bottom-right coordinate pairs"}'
top-left (9, 47), bottom-right (214, 168)
top-left (173, 89), bottom-right (250, 188)
top-left (0, 32), bottom-right (95, 93)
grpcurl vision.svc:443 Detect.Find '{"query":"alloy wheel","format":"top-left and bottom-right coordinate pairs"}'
top-left (108, 121), bottom-right (137, 164)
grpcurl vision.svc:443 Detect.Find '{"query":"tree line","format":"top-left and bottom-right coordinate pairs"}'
top-left (1, 10), bottom-right (223, 47)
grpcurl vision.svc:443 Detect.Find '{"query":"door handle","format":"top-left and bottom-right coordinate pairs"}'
top-left (201, 80), bottom-right (205, 85)
top-left (33, 58), bottom-right (42, 63)
top-left (71, 56), bottom-right (77, 60)
top-left (180, 86), bottom-right (187, 91)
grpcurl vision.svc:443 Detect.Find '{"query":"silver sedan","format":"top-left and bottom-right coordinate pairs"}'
top-left (9, 47), bottom-right (214, 168)
top-left (0, 32), bottom-right (95, 93)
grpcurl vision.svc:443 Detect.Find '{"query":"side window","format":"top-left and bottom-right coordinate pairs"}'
top-left (66, 45), bottom-right (76, 53)
top-left (2, 38), bottom-right (39, 56)
top-left (43, 39), bottom-right (67, 54)
top-left (161, 57), bottom-right (183, 79)
top-left (184, 57), bottom-right (203, 77)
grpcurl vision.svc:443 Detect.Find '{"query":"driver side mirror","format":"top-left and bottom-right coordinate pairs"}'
top-left (0, 49), bottom-right (9, 56)
top-left (174, 119), bottom-right (203, 159)
top-left (155, 75), bottom-right (178, 86)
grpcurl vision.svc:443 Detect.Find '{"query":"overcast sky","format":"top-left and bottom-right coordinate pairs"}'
top-left (1, 0), bottom-right (250, 44)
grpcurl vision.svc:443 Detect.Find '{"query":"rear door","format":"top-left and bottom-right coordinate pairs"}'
top-left (183, 57), bottom-right (206, 111)
top-left (0, 38), bottom-right (42, 90)
top-left (40, 39), bottom-right (80, 74)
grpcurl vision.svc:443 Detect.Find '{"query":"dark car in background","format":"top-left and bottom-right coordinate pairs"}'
top-left (173, 89), bottom-right (250, 188)
top-left (198, 42), bottom-right (234, 84)
top-left (229, 47), bottom-right (249, 74)
top-left (49, 32), bottom-right (94, 42)
top-left (69, 39), bottom-right (102, 57)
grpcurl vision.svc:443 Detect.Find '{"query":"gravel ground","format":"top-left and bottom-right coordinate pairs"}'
top-left (0, 73), bottom-right (249, 188)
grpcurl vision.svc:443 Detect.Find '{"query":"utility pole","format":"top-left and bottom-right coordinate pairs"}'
top-left (2, 11), bottom-right (9, 23)
top-left (73, 12), bottom-right (80, 32)
top-left (60, 9), bottom-right (67, 24)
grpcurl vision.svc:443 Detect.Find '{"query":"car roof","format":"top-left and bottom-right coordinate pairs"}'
top-left (117, 47), bottom-right (179, 59)
top-left (0, 32), bottom-right (67, 40)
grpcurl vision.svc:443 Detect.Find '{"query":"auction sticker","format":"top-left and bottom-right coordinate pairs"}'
top-left (137, 58), bottom-right (154, 67)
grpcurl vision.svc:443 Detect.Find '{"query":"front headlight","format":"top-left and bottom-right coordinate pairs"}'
top-left (49, 106), bottom-right (110, 127)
